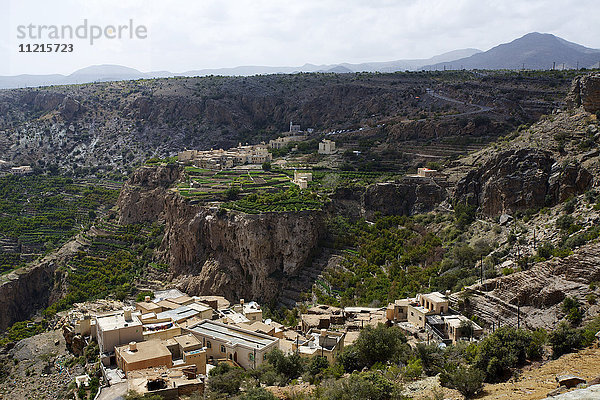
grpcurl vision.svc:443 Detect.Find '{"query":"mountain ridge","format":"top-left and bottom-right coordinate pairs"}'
top-left (425, 32), bottom-right (600, 71)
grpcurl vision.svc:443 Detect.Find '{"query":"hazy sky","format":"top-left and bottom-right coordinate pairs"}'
top-left (1, 0), bottom-right (598, 75)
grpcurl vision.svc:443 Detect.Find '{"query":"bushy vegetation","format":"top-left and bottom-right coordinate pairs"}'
top-left (473, 327), bottom-right (543, 382)
top-left (0, 174), bottom-right (119, 274)
top-left (321, 213), bottom-right (491, 306)
top-left (0, 319), bottom-right (47, 346)
top-left (222, 186), bottom-right (325, 213)
top-left (43, 222), bottom-right (164, 317)
top-left (439, 365), bottom-right (484, 399)
top-left (549, 317), bottom-right (600, 358)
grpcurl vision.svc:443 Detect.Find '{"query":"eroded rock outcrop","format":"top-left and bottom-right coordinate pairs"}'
top-left (461, 243), bottom-right (600, 330)
top-left (117, 164), bottom-right (182, 224)
top-left (0, 238), bottom-right (84, 331)
top-left (566, 73), bottom-right (600, 113)
top-left (117, 165), bottom-right (325, 303)
top-left (455, 149), bottom-right (592, 216)
top-left (331, 177), bottom-right (447, 220)
top-left (161, 195), bottom-right (325, 302)
top-left (362, 178), bottom-right (446, 219)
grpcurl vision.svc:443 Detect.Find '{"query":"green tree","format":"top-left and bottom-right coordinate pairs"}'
top-left (561, 297), bottom-right (583, 324)
top-left (548, 322), bottom-right (585, 358)
top-left (474, 327), bottom-right (539, 382)
top-left (265, 348), bottom-right (304, 383)
top-left (353, 324), bottom-right (408, 369)
top-left (207, 363), bottom-right (244, 396)
top-left (439, 365), bottom-right (484, 399)
top-left (320, 371), bottom-right (402, 400)
top-left (262, 162), bottom-right (272, 171)
top-left (236, 387), bottom-right (277, 400)
top-left (337, 345), bottom-right (361, 373)
top-left (306, 355), bottom-right (329, 383)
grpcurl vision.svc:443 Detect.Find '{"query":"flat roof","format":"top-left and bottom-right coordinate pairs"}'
top-left (194, 295), bottom-right (230, 309)
top-left (170, 295), bottom-right (194, 305)
top-left (188, 320), bottom-right (277, 350)
top-left (220, 309), bottom-right (249, 324)
top-left (156, 305), bottom-right (199, 323)
top-left (173, 334), bottom-right (202, 350)
top-left (187, 302), bottom-right (212, 313)
top-left (237, 321), bottom-right (273, 335)
top-left (422, 292), bottom-right (448, 304)
top-left (156, 299), bottom-right (180, 310)
top-left (153, 288), bottom-right (187, 303)
top-left (116, 340), bottom-right (171, 364)
top-left (96, 312), bottom-right (142, 331)
top-left (136, 302), bottom-right (162, 312)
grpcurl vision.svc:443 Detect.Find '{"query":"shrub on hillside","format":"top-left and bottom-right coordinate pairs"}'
top-left (474, 327), bottom-right (542, 382)
top-left (549, 322), bottom-right (586, 358)
top-left (439, 364), bottom-right (484, 399)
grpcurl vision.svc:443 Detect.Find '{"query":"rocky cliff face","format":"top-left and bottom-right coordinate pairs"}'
top-left (566, 72), bottom-right (600, 113)
top-left (331, 177), bottom-right (447, 220)
top-left (117, 164), bottom-right (182, 224)
top-left (455, 149), bottom-right (592, 216)
top-left (0, 239), bottom-right (83, 330)
top-left (162, 198), bottom-right (326, 302)
top-left (362, 178), bottom-right (447, 219)
top-left (459, 243), bottom-right (600, 330)
top-left (117, 165), bottom-right (325, 302)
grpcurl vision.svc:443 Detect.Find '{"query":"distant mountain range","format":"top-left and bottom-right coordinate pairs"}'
top-left (1, 33), bottom-right (598, 89)
top-left (424, 32), bottom-right (600, 71)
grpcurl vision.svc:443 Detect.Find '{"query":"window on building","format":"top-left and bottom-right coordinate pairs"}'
top-left (221, 345), bottom-right (226, 353)
top-left (410, 312), bottom-right (414, 316)
top-left (248, 352), bottom-right (254, 361)
top-left (263, 353), bottom-right (267, 360)
top-left (419, 316), bottom-right (422, 321)
top-left (206, 341), bottom-right (211, 349)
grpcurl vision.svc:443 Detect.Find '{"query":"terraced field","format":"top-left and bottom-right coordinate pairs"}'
top-left (179, 167), bottom-right (292, 200)
top-left (0, 174), bottom-right (121, 274)
top-left (45, 220), bottom-right (166, 316)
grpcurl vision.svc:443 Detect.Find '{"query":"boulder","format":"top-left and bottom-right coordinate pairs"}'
top-left (556, 375), bottom-right (586, 388)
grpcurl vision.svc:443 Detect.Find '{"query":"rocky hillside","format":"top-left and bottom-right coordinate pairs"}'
top-left (445, 73), bottom-right (600, 329)
top-left (0, 71), bottom-right (574, 174)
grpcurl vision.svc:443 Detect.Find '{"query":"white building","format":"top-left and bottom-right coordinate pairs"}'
top-left (96, 307), bottom-right (143, 357)
top-left (292, 170), bottom-right (312, 189)
top-left (184, 320), bottom-right (279, 370)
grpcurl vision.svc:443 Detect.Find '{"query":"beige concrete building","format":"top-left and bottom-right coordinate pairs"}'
top-left (178, 144), bottom-right (272, 170)
top-left (419, 292), bottom-right (449, 314)
top-left (10, 165), bottom-right (33, 175)
top-left (231, 300), bottom-right (263, 322)
top-left (127, 366), bottom-right (204, 398)
top-left (184, 320), bottom-right (279, 370)
top-left (296, 329), bottom-right (345, 363)
top-left (116, 334), bottom-right (208, 377)
top-left (292, 171), bottom-right (313, 189)
top-left (96, 308), bottom-right (143, 355)
top-left (318, 139), bottom-right (336, 154)
top-left (386, 291), bottom-right (482, 344)
top-left (116, 341), bottom-right (173, 376)
top-left (386, 299), bottom-right (409, 322)
top-left (417, 168), bottom-right (439, 177)
top-left (136, 301), bottom-right (163, 315)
